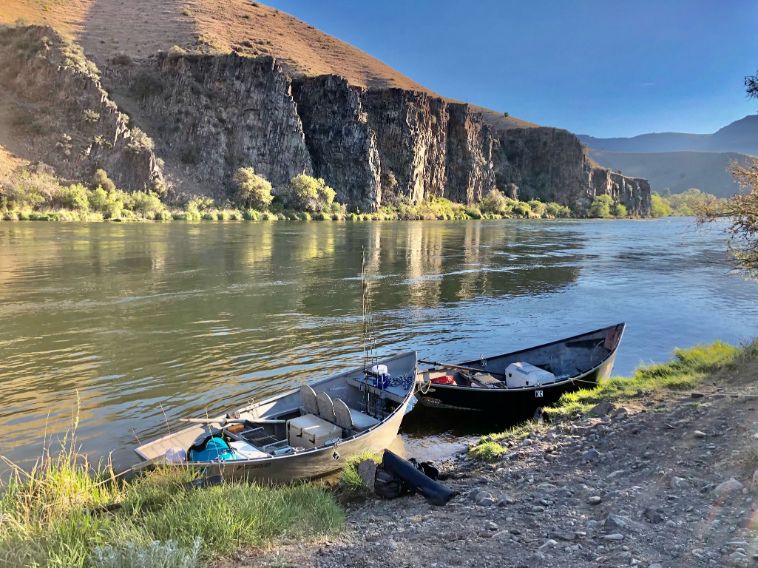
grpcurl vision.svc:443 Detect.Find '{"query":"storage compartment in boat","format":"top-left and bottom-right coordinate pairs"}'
top-left (287, 414), bottom-right (342, 449)
top-left (228, 440), bottom-right (269, 460)
top-left (470, 372), bottom-right (502, 388)
top-left (505, 362), bottom-right (556, 388)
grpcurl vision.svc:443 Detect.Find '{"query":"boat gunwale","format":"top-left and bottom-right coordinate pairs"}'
top-left (419, 323), bottom-right (625, 394)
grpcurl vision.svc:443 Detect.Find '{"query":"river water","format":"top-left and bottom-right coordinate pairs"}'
top-left (0, 218), bottom-right (756, 469)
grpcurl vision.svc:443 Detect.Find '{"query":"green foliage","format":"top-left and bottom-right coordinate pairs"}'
top-left (232, 167), bottom-right (273, 210)
top-left (469, 421), bottom-right (548, 461)
top-left (338, 452), bottom-right (382, 495)
top-left (284, 174), bottom-right (339, 212)
top-left (57, 184), bottom-right (90, 211)
top-left (612, 202), bottom-right (628, 218)
top-left (527, 200), bottom-right (546, 218)
top-left (650, 193), bottom-right (673, 217)
top-left (0, 444), bottom-right (343, 568)
top-left (89, 187), bottom-right (125, 219)
top-left (2, 168), bottom-right (578, 224)
top-left (83, 109), bottom-right (100, 123)
top-left (660, 188), bottom-right (721, 216)
top-left (0, 170), bottom-right (59, 208)
top-left (545, 202), bottom-right (572, 218)
top-left (511, 200), bottom-right (532, 218)
top-left (477, 190), bottom-right (548, 219)
top-left (92, 169), bottom-right (117, 193)
top-left (588, 194), bottom-right (614, 218)
top-left (479, 189), bottom-right (511, 216)
top-left (468, 440), bottom-right (506, 462)
top-left (130, 192), bottom-right (165, 218)
top-left (126, 127), bottom-right (154, 154)
top-left (92, 539), bottom-right (202, 568)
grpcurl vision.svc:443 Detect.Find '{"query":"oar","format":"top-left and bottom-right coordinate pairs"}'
top-left (180, 418), bottom-right (287, 425)
top-left (418, 359), bottom-right (506, 378)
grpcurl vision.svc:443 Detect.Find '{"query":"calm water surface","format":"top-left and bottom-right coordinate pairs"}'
top-left (0, 218), bottom-right (756, 469)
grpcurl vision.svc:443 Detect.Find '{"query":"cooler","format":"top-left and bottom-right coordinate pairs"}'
top-left (287, 414), bottom-right (342, 449)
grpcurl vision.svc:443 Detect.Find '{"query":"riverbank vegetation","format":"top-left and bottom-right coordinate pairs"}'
top-left (468, 340), bottom-right (747, 461)
top-left (696, 71), bottom-right (758, 275)
top-left (650, 187), bottom-right (724, 218)
top-left (0, 167), bottom-right (601, 223)
top-left (704, 159), bottom-right (758, 274)
top-left (0, 442), bottom-right (343, 568)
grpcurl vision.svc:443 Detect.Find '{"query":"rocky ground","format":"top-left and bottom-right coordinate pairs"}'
top-left (230, 367), bottom-right (757, 568)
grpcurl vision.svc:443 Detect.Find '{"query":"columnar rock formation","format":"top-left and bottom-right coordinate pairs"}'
top-left (1, 25), bottom-right (652, 216)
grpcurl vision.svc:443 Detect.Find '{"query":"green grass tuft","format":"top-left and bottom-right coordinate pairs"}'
top-left (468, 441), bottom-right (506, 462)
top-left (338, 451), bottom-right (381, 495)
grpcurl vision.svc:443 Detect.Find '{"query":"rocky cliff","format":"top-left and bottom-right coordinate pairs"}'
top-left (1, 24), bottom-right (651, 215)
top-left (105, 52), bottom-right (650, 214)
top-left (0, 26), bottom-right (162, 191)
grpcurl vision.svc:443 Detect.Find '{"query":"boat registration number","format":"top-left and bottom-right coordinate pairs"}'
top-left (534, 390), bottom-right (544, 398)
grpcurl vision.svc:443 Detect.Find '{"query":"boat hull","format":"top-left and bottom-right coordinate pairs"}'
top-left (173, 393), bottom-right (412, 483)
top-left (416, 324), bottom-right (623, 414)
top-left (418, 352), bottom-right (616, 414)
top-left (133, 351), bottom-right (418, 484)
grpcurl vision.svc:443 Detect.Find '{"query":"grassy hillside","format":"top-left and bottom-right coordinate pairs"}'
top-left (588, 149), bottom-right (751, 197)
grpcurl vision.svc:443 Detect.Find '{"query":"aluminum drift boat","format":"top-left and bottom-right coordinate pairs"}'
top-left (416, 324), bottom-right (625, 414)
top-left (135, 352), bottom-right (417, 483)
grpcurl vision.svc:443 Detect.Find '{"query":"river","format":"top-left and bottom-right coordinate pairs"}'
top-left (0, 218), bottom-right (756, 469)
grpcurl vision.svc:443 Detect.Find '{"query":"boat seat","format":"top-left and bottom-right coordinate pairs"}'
top-left (333, 398), bottom-right (380, 431)
top-left (300, 384), bottom-right (319, 415)
top-left (316, 391), bottom-right (336, 424)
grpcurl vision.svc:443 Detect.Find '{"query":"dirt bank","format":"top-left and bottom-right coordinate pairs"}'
top-left (236, 345), bottom-right (757, 568)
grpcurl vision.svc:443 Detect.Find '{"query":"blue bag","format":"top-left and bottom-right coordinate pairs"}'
top-left (188, 436), bottom-right (239, 462)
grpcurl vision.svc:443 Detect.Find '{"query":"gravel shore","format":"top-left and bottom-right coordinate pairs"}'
top-left (229, 359), bottom-right (757, 568)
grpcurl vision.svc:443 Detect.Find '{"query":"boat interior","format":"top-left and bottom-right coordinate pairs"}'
top-left (421, 325), bottom-right (623, 389)
top-left (136, 352), bottom-right (417, 464)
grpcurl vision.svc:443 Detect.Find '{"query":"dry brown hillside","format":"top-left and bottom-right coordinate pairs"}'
top-left (1, 0), bottom-right (537, 126)
top-left (0, 0), bottom-right (90, 36)
top-left (0, 0), bottom-right (537, 177)
top-left (0, 0), bottom-right (433, 91)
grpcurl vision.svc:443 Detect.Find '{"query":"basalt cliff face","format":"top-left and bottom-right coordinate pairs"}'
top-left (1, 25), bottom-right (651, 215)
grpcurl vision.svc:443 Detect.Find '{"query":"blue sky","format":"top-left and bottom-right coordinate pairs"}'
top-left (268, 0), bottom-right (758, 137)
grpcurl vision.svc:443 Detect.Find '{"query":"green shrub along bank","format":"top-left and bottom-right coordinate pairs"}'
top-left (0, 443), bottom-right (344, 568)
top-left (650, 188), bottom-right (726, 218)
top-left (468, 340), bottom-right (748, 461)
top-left (1, 166), bottom-right (644, 223)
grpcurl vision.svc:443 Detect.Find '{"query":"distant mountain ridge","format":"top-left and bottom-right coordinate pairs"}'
top-left (579, 115), bottom-right (758, 156)
top-left (580, 115), bottom-right (758, 196)
top-left (587, 150), bottom-right (751, 198)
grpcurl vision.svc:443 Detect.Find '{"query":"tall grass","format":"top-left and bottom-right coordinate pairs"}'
top-left (0, 436), bottom-right (344, 567)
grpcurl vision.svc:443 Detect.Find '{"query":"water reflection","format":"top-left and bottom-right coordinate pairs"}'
top-left (0, 219), bottom-right (755, 469)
